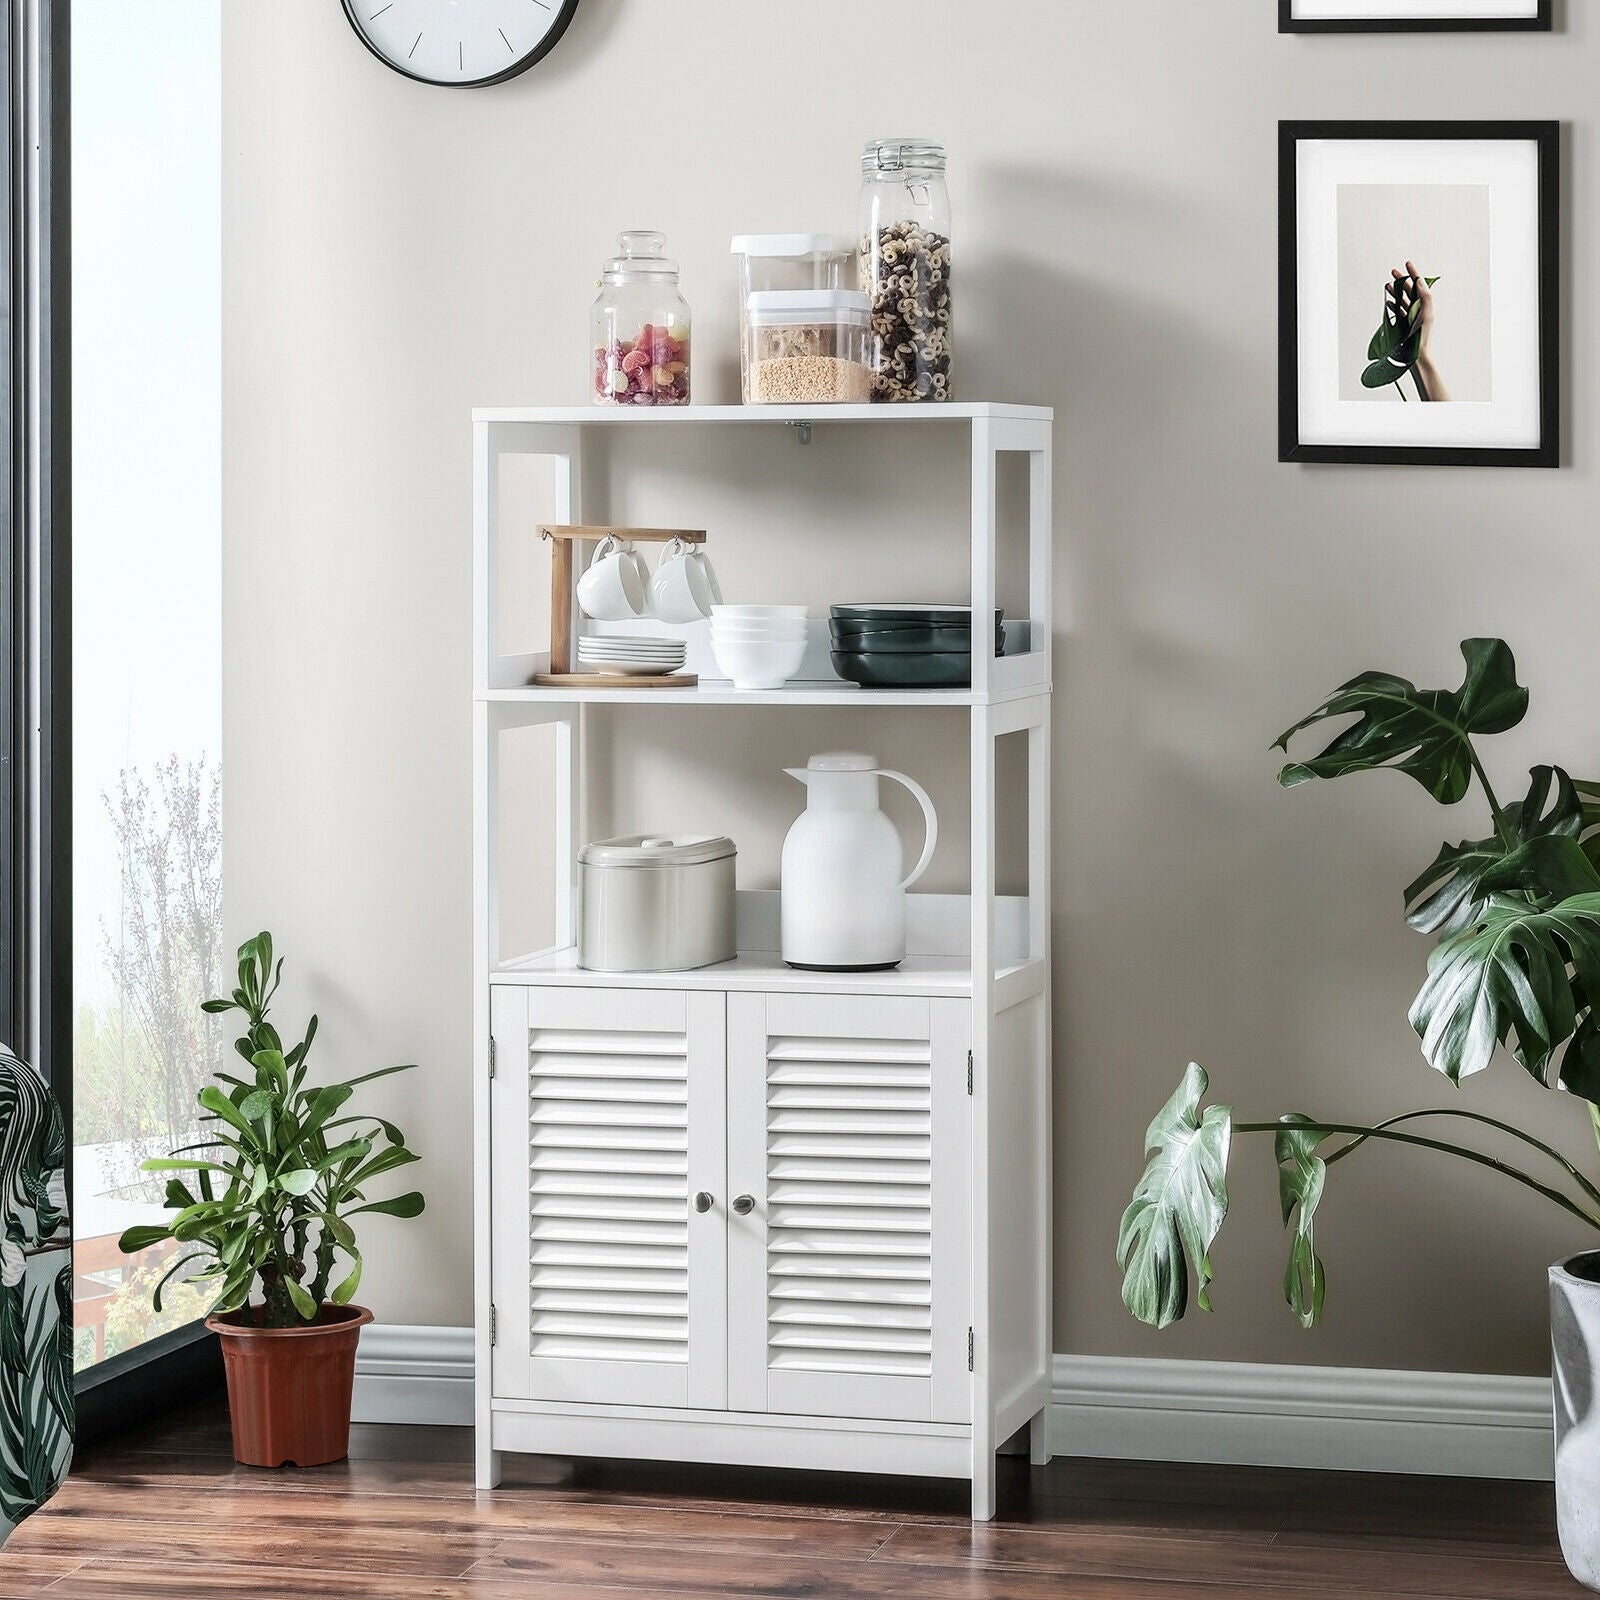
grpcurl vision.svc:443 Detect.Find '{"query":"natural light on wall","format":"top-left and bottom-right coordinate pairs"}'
top-left (71, 0), bottom-right (222, 1372)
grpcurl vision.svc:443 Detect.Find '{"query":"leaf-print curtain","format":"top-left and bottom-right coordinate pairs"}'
top-left (0, 1048), bottom-right (73, 1542)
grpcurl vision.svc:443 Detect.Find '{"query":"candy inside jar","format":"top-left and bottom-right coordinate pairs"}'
top-left (595, 321), bottom-right (690, 406)
top-left (591, 231), bottom-right (692, 407)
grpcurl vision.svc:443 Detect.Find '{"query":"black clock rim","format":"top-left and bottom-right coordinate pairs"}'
top-left (339, 0), bottom-right (581, 88)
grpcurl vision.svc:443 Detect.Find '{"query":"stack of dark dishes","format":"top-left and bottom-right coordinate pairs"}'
top-left (829, 605), bottom-right (1005, 689)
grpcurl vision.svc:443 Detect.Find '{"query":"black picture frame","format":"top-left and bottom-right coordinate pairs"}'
top-left (1279, 120), bottom-right (1560, 468)
top-left (1279, 1), bottom-right (1552, 32)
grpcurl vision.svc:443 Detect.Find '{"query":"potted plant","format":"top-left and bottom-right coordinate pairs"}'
top-left (1117, 640), bottom-right (1600, 1591)
top-left (118, 933), bottom-right (425, 1468)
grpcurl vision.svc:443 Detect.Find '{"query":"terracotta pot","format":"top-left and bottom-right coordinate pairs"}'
top-left (206, 1304), bottom-right (373, 1468)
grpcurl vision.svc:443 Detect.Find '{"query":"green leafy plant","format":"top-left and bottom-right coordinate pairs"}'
top-left (1118, 640), bottom-right (1600, 1331)
top-left (117, 933), bottom-right (425, 1328)
top-left (1362, 274), bottom-right (1440, 401)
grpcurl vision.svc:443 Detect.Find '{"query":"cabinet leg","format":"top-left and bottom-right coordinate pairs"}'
top-left (475, 1440), bottom-right (502, 1491)
top-left (1028, 1405), bottom-right (1052, 1467)
top-left (971, 1451), bottom-right (997, 1521)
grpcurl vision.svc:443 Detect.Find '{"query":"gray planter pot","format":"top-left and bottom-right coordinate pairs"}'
top-left (1552, 1254), bottom-right (1600, 1591)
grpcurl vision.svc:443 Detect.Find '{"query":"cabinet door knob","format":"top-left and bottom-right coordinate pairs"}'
top-left (732, 1194), bottom-right (755, 1216)
top-left (693, 1191), bottom-right (714, 1214)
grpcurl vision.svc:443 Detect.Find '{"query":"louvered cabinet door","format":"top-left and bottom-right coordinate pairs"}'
top-left (726, 993), bottom-right (971, 1424)
top-left (490, 986), bottom-right (727, 1410)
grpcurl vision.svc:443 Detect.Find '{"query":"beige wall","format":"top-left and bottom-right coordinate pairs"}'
top-left (223, 0), bottom-right (1600, 1372)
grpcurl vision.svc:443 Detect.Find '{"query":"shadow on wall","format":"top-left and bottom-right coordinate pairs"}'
top-left (474, 0), bottom-right (621, 92)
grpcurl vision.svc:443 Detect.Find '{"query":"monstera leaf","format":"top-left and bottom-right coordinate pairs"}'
top-left (1563, 1008), bottom-right (1600, 1103)
top-left (1409, 892), bottom-right (1600, 1086)
top-left (1276, 639), bottom-right (1528, 806)
top-left (1361, 276), bottom-right (1438, 391)
top-left (1118, 1064), bottom-right (1232, 1329)
top-left (1275, 1116), bottom-right (1328, 1330)
top-left (1406, 766), bottom-right (1591, 936)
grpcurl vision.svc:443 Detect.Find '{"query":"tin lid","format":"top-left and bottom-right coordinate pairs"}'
top-left (579, 834), bottom-right (736, 869)
top-left (730, 233), bottom-right (854, 258)
top-left (746, 289), bottom-right (872, 326)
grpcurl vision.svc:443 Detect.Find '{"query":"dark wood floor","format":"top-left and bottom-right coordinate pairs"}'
top-left (2, 1393), bottom-right (1586, 1597)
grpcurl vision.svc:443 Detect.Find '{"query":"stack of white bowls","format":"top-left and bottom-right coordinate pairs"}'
top-left (577, 635), bottom-right (688, 676)
top-left (709, 606), bottom-right (808, 691)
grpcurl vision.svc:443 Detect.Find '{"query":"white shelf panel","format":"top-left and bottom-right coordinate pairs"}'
top-left (473, 402), bottom-right (1052, 426)
top-left (492, 947), bottom-right (1046, 1000)
top-left (480, 682), bottom-right (1049, 709)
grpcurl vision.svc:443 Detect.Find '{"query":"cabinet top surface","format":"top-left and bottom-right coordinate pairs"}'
top-left (472, 402), bottom-right (1053, 426)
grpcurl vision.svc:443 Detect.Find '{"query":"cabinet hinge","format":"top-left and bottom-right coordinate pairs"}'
top-left (491, 1305), bottom-right (498, 1347)
top-left (967, 1327), bottom-right (974, 1371)
top-left (489, 1037), bottom-right (497, 1079)
top-left (967, 1051), bottom-right (974, 1096)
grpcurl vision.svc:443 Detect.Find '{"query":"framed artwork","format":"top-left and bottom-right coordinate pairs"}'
top-left (1279, 122), bottom-right (1559, 468)
top-left (1279, 1), bottom-right (1552, 32)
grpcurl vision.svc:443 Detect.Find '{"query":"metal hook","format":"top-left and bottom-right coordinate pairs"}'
top-left (787, 421), bottom-right (813, 446)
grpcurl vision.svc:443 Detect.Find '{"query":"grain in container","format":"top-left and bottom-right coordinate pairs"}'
top-left (743, 290), bottom-right (874, 405)
top-left (577, 834), bottom-right (736, 972)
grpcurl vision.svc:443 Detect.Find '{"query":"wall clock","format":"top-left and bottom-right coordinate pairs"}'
top-left (341, 0), bottom-right (580, 88)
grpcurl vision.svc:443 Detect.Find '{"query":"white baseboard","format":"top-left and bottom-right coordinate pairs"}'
top-left (350, 1329), bottom-right (1556, 1480)
top-left (352, 1324), bottom-right (474, 1427)
top-left (1051, 1354), bottom-right (1554, 1481)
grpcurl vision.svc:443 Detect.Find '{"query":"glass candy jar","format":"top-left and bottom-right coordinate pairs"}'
top-left (592, 231), bottom-right (691, 406)
top-left (859, 139), bottom-right (952, 402)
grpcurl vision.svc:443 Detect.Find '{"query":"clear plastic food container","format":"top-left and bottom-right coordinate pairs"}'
top-left (743, 290), bottom-right (874, 405)
top-left (731, 233), bottom-right (855, 300)
top-left (732, 234), bottom-right (854, 383)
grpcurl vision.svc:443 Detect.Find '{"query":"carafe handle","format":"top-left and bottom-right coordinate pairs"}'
top-left (880, 770), bottom-right (938, 890)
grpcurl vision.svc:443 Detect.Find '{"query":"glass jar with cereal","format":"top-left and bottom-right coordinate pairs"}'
top-left (859, 140), bottom-right (952, 403)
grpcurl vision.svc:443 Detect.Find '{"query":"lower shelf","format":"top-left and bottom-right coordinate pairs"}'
top-left (487, 1400), bottom-right (972, 1483)
top-left (492, 945), bottom-right (1044, 999)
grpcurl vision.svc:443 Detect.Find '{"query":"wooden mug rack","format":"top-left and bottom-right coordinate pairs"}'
top-left (534, 525), bottom-right (705, 689)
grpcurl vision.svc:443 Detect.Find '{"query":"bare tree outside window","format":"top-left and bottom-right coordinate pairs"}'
top-left (73, 757), bottom-right (223, 1367)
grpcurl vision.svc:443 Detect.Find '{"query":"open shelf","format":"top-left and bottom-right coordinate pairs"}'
top-left (479, 682), bottom-right (1048, 708)
top-left (492, 945), bottom-right (1048, 1000)
top-left (473, 402), bottom-right (1052, 426)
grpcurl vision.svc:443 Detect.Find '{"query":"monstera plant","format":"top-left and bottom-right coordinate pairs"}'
top-left (1118, 639), bottom-right (1600, 1334)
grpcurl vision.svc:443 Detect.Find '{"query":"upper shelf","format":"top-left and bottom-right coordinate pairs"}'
top-left (479, 681), bottom-right (1047, 709)
top-left (473, 402), bottom-right (1054, 427)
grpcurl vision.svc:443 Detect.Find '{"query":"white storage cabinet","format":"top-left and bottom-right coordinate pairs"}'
top-left (473, 404), bottom-right (1054, 1519)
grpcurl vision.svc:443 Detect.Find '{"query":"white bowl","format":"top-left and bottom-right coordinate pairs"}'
top-left (711, 605), bottom-right (807, 620)
top-left (710, 633), bottom-right (807, 691)
top-left (709, 624), bottom-right (807, 641)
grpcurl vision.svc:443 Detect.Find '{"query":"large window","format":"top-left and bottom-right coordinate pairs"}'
top-left (70, 0), bottom-right (221, 1373)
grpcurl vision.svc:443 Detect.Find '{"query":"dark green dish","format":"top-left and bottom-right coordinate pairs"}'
top-left (831, 605), bottom-right (1003, 629)
top-left (828, 623), bottom-right (1001, 655)
top-left (831, 650), bottom-right (973, 689)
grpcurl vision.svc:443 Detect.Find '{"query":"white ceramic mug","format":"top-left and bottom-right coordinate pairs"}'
top-left (576, 534), bottom-right (647, 621)
top-left (648, 537), bottom-right (717, 623)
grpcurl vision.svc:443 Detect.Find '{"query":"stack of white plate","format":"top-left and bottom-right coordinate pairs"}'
top-left (577, 635), bottom-right (688, 677)
top-left (709, 605), bottom-right (808, 691)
